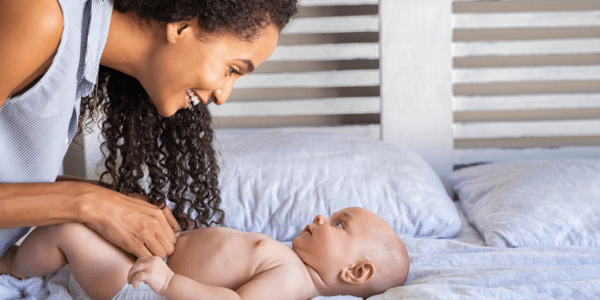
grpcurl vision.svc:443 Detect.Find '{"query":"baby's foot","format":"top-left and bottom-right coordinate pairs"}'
top-left (0, 246), bottom-right (25, 279)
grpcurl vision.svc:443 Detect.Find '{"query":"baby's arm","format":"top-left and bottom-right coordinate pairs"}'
top-left (128, 256), bottom-right (311, 300)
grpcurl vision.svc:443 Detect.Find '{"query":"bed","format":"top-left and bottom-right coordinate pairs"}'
top-left (2, 0), bottom-right (600, 299)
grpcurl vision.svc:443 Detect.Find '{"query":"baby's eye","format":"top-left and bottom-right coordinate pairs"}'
top-left (229, 67), bottom-right (242, 75)
top-left (335, 221), bottom-right (344, 229)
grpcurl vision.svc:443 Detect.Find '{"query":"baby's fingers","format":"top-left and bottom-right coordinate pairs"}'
top-left (127, 256), bottom-right (152, 288)
top-left (128, 270), bottom-right (146, 289)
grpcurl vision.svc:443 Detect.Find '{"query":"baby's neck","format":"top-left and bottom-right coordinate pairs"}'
top-left (299, 259), bottom-right (330, 297)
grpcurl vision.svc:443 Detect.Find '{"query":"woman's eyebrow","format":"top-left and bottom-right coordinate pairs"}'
top-left (237, 58), bottom-right (255, 73)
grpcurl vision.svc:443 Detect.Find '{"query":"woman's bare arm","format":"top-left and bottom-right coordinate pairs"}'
top-left (0, 0), bottom-right (62, 106)
top-left (0, 181), bottom-right (180, 258)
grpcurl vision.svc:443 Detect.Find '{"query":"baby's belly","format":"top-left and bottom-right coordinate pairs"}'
top-left (167, 228), bottom-right (268, 290)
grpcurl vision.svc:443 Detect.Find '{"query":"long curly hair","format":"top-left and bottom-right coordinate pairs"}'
top-left (80, 0), bottom-right (298, 230)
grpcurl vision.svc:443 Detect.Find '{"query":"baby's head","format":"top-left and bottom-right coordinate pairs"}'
top-left (291, 207), bottom-right (409, 298)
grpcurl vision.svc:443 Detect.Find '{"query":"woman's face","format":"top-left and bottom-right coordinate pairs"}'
top-left (141, 22), bottom-right (280, 117)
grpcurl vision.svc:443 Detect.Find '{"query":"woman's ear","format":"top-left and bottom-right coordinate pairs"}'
top-left (165, 19), bottom-right (194, 44)
top-left (340, 261), bottom-right (375, 284)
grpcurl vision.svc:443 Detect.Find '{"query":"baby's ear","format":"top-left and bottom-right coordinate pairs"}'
top-left (340, 261), bottom-right (375, 284)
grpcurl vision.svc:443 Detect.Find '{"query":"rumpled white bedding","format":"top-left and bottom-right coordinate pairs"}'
top-left (1, 203), bottom-right (599, 300)
top-left (0, 265), bottom-right (71, 300)
top-left (379, 239), bottom-right (600, 300)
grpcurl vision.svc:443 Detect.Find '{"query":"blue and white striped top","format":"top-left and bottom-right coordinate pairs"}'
top-left (0, 0), bottom-right (113, 256)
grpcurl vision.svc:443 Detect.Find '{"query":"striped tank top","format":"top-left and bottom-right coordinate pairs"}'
top-left (0, 0), bottom-right (113, 256)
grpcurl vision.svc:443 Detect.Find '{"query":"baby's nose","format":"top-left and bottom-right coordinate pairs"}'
top-left (313, 214), bottom-right (325, 225)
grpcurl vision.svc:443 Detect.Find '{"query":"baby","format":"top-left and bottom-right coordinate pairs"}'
top-left (0, 207), bottom-right (409, 300)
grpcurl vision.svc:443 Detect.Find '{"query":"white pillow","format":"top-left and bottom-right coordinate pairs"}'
top-left (215, 129), bottom-right (460, 241)
top-left (450, 159), bottom-right (600, 248)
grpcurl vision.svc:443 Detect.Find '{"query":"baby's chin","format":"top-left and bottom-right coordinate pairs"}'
top-left (290, 236), bottom-right (301, 249)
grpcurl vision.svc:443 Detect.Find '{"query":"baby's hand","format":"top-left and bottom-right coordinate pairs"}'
top-left (127, 256), bottom-right (174, 296)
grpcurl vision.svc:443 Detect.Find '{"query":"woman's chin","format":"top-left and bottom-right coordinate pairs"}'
top-left (154, 102), bottom-right (182, 118)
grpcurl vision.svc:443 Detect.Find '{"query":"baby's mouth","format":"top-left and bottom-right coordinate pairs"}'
top-left (186, 89), bottom-right (200, 107)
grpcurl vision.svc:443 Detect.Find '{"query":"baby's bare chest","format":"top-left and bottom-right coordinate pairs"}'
top-left (166, 228), bottom-right (300, 290)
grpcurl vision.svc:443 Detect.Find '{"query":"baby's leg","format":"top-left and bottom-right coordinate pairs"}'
top-left (2, 223), bottom-right (135, 300)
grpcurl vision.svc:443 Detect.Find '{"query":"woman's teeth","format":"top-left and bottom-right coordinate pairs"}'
top-left (186, 89), bottom-right (200, 107)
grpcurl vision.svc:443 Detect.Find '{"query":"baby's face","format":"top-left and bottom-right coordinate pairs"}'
top-left (291, 207), bottom-right (385, 279)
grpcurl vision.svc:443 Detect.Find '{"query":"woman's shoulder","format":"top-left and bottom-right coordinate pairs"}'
top-left (0, 0), bottom-right (63, 103)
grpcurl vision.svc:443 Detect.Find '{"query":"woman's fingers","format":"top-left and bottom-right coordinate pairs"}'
top-left (129, 193), bottom-right (179, 243)
top-left (131, 243), bottom-right (153, 259)
top-left (162, 206), bottom-right (182, 234)
top-left (83, 185), bottom-right (179, 258)
top-left (142, 230), bottom-right (168, 259)
top-left (126, 207), bottom-right (176, 258)
top-left (155, 209), bottom-right (177, 246)
top-left (119, 193), bottom-right (179, 256)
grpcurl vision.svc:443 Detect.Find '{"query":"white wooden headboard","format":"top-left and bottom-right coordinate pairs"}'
top-left (211, 0), bottom-right (600, 176)
top-left (65, 0), bottom-right (600, 179)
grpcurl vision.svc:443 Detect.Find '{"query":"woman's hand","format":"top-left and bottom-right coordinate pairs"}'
top-left (128, 256), bottom-right (174, 296)
top-left (77, 182), bottom-right (181, 259)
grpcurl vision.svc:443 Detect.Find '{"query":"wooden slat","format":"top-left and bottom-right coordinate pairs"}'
top-left (453, 65), bottom-right (600, 84)
top-left (454, 120), bottom-right (600, 139)
top-left (268, 43), bottom-right (380, 61)
top-left (453, 146), bottom-right (600, 166)
top-left (216, 125), bottom-right (382, 140)
top-left (234, 69), bottom-right (380, 89)
top-left (210, 97), bottom-right (381, 117)
top-left (453, 39), bottom-right (600, 58)
top-left (453, 93), bottom-right (600, 112)
top-left (283, 15), bottom-right (379, 34)
top-left (453, 0), bottom-right (568, 2)
top-left (453, 11), bottom-right (600, 29)
top-left (299, 0), bottom-right (378, 5)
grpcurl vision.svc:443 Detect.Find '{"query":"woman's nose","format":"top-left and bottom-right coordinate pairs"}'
top-left (212, 83), bottom-right (233, 105)
top-left (313, 214), bottom-right (325, 225)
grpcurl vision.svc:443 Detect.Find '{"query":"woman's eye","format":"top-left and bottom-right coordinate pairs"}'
top-left (229, 67), bottom-right (241, 75)
top-left (335, 221), bottom-right (344, 229)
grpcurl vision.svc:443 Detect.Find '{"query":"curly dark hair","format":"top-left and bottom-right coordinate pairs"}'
top-left (80, 0), bottom-right (298, 230)
top-left (115, 0), bottom-right (298, 40)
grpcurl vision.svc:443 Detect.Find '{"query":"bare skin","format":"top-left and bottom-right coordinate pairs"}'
top-left (0, 208), bottom-right (409, 300)
top-left (0, 0), bottom-right (279, 259)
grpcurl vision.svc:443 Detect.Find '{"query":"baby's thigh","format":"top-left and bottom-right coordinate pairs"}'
top-left (53, 223), bottom-right (135, 300)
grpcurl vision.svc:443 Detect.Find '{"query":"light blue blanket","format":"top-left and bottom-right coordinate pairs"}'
top-left (367, 238), bottom-right (600, 300)
top-left (1, 239), bottom-right (598, 300)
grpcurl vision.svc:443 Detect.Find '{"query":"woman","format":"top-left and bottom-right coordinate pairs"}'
top-left (0, 0), bottom-right (297, 259)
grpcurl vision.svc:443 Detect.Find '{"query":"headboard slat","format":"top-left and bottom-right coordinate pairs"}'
top-left (452, 0), bottom-right (564, 2)
top-left (298, 0), bottom-right (378, 6)
top-left (283, 15), bottom-right (379, 34)
top-left (454, 120), bottom-right (600, 139)
top-left (453, 66), bottom-right (600, 84)
top-left (454, 147), bottom-right (600, 167)
top-left (269, 43), bottom-right (380, 61)
top-left (210, 97), bottom-right (381, 117)
top-left (234, 70), bottom-right (380, 89)
top-left (454, 93), bottom-right (600, 111)
top-left (453, 11), bottom-right (600, 29)
top-left (453, 39), bottom-right (600, 57)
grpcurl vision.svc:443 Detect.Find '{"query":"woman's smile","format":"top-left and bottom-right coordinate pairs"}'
top-left (186, 89), bottom-right (201, 107)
